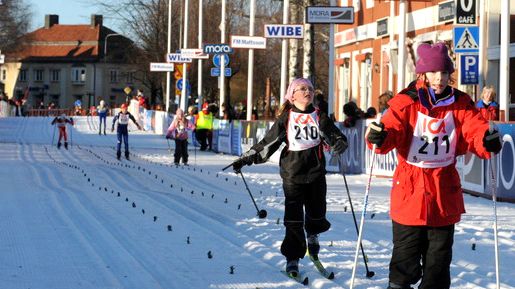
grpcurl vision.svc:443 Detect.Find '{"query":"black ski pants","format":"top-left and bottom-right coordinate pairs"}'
top-left (280, 176), bottom-right (331, 260)
top-left (389, 221), bottom-right (454, 289)
top-left (174, 139), bottom-right (188, 164)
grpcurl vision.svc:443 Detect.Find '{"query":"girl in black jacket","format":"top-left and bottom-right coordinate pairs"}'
top-left (233, 78), bottom-right (348, 276)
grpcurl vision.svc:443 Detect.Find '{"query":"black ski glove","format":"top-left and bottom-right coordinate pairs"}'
top-left (366, 122), bottom-right (387, 147)
top-left (483, 129), bottom-right (502, 154)
top-left (332, 136), bottom-right (348, 154)
top-left (232, 149), bottom-right (257, 173)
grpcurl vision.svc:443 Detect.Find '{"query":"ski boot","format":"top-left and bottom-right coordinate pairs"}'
top-left (64, 142), bottom-right (68, 150)
top-left (103, 129), bottom-right (106, 135)
top-left (116, 151), bottom-right (121, 160)
top-left (99, 129), bottom-right (101, 135)
top-left (125, 151), bottom-right (130, 160)
top-left (57, 142), bottom-right (62, 149)
top-left (285, 258), bottom-right (300, 277)
top-left (307, 234), bottom-right (320, 260)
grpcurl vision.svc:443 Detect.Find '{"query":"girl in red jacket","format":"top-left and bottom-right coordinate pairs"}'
top-left (365, 43), bottom-right (502, 289)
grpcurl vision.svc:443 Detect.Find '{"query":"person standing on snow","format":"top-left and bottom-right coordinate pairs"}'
top-left (97, 100), bottom-right (109, 135)
top-left (231, 78), bottom-right (348, 277)
top-left (365, 43), bottom-right (503, 289)
top-left (166, 108), bottom-right (195, 165)
top-left (51, 113), bottom-right (74, 149)
top-left (112, 103), bottom-right (141, 160)
top-left (195, 102), bottom-right (213, 151)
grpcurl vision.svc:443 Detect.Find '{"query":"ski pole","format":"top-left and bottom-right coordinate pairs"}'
top-left (166, 138), bottom-right (172, 154)
top-left (349, 122), bottom-right (380, 289)
top-left (193, 132), bottom-right (197, 165)
top-left (70, 120), bottom-right (73, 148)
top-left (488, 121), bottom-right (500, 289)
top-left (51, 123), bottom-right (56, 146)
top-left (337, 157), bottom-right (375, 278)
top-left (239, 171), bottom-right (267, 219)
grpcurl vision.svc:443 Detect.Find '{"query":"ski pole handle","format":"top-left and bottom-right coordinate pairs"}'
top-left (222, 161), bottom-right (237, 171)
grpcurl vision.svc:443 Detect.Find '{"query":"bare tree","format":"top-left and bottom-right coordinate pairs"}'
top-left (0, 0), bottom-right (32, 52)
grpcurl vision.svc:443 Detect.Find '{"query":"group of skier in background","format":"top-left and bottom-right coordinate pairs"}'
top-left (48, 42), bottom-right (504, 288)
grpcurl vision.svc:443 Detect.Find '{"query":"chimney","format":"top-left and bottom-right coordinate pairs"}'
top-left (91, 14), bottom-right (103, 28)
top-left (44, 15), bottom-right (59, 29)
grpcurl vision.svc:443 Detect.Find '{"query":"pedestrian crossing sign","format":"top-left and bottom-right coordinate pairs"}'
top-left (453, 26), bottom-right (479, 53)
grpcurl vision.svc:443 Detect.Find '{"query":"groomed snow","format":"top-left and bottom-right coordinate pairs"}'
top-left (0, 116), bottom-right (514, 289)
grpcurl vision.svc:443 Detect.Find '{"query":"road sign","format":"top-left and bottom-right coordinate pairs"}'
top-left (166, 53), bottom-right (192, 63)
top-left (453, 26), bottom-right (479, 53)
top-left (213, 54), bottom-right (230, 67)
top-left (456, 0), bottom-right (476, 25)
top-left (176, 79), bottom-right (191, 93)
top-left (264, 24), bottom-right (304, 39)
top-left (460, 54), bottom-right (479, 85)
top-left (210, 67), bottom-right (232, 77)
top-left (149, 62), bottom-right (174, 72)
top-left (203, 44), bottom-right (233, 54)
top-left (305, 6), bottom-right (354, 24)
top-left (180, 48), bottom-right (209, 59)
top-left (230, 35), bottom-right (267, 49)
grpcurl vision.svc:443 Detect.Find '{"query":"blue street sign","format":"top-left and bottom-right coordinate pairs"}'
top-left (176, 79), bottom-right (191, 93)
top-left (213, 54), bottom-right (230, 67)
top-left (210, 67), bottom-right (232, 77)
top-left (460, 54), bottom-right (479, 85)
top-left (453, 26), bottom-right (479, 53)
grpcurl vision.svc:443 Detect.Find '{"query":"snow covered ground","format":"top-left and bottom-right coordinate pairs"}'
top-left (1, 116), bottom-right (514, 289)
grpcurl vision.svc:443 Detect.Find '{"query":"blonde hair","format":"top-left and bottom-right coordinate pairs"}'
top-left (481, 85), bottom-right (496, 101)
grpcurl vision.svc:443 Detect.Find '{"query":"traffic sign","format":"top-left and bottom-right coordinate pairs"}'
top-left (149, 62), bottom-right (174, 72)
top-left (453, 26), bottom-right (479, 53)
top-left (460, 54), bottom-right (478, 85)
top-left (176, 79), bottom-right (191, 94)
top-left (213, 54), bottom-right (230, 67)
top-left (210, 67), bottom-right (232, 77)
top-left (264, 25), bottom-right (304, 39)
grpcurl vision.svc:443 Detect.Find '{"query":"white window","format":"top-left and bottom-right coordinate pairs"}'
top-left (50, 69), bottom-right (60, 82)
top-left (34, 69), bottom-right (44, 82)
top-left (110, 69), bottom-right (119, 83)
top-left (126, 71), bottom-right (136, 84)
top-left (72, 67), bottom-right (86, 83)
top-left (19, 69), bottom-right (27, 82)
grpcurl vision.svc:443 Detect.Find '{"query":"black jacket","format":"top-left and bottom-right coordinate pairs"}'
top-left (251, 104), bottom-right (346, 184)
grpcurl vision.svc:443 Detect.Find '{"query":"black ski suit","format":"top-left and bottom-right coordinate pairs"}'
top-left (249, 104), bottom-right (347, 260)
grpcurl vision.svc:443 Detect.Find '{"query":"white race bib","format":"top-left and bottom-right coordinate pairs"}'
top-left (406, 111), bottom-right (457, 168)
top-left (119, 113), bottom-right (130, 125)
top-left (287, 111), bottom-right (321, 151)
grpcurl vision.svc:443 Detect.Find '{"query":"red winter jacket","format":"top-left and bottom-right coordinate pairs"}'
top-left (367, 81), bottom-right (491, 227)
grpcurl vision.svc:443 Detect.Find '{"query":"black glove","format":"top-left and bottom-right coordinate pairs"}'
top-left (165, 135), bottom-right (171, 139)
top-left (332, 136), bottom-right (348, 154)
top-left (232, 149), bottom-right (257, 173)
top-left (367, 122), bottom-right (387, 147)
top-left (483, 129), bottom-right (502, 154)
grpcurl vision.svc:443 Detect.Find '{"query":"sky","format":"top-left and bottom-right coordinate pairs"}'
top-left (27, 0), bottom-right (117, 31)
top-left (0, 116), bottom-right (514, 289)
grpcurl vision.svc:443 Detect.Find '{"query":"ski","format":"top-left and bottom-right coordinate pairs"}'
top-left (281, 270), bottom-right (309, 285)
top-left (309, 255), bottom-right (335, 280)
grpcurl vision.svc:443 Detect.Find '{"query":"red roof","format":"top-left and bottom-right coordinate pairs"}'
top-left (10, 24), bottom-right (102, 61)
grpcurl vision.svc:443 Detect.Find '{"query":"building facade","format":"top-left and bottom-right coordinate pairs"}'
top-left (0, 14), bottom-right (143, 111)
top-left (332, 0), bottom-right (514, 122)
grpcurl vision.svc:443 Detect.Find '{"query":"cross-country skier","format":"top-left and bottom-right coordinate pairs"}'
top-left (365, 42), bottom-right (503, 289)
top-left (51, 113), bottom-right (74, 149)
top-left (166, 108), bottom-right (195, 165)
top-left (232, 78), bottom-right (348, 278)
top-left (112, 103), bottom-right (141, 160)
top-left (97, 100), bottom-right (109, 135)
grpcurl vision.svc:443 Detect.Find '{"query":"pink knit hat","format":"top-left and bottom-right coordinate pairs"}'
top-left (284, 78), bottom-right (314, 103)
top-left (415, 43), bottom-right (455, 74)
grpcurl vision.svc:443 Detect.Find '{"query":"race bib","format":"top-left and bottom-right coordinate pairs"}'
top-left (119, 113), bottom-right (130, 125)
top-left (287, 111), bottom-right (321, 151)
top-left (407, 111), bottom-right (457, 168)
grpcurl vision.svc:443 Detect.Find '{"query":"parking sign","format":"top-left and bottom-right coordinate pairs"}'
top-left (460, 54), bottom-right (478, 85)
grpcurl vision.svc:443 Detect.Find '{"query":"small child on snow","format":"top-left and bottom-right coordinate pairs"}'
top-left (166, 108), bottom-right (195, 165)
top-left (232, 78), bottom-right (348, 277)
top-left (112, 103), bottom-right (141, 160)
top-left (51, 114), bottom-right (74, 149)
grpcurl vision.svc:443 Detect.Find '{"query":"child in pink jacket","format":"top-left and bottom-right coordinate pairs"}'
top-left (166, 108), bottom-right (195, 165)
